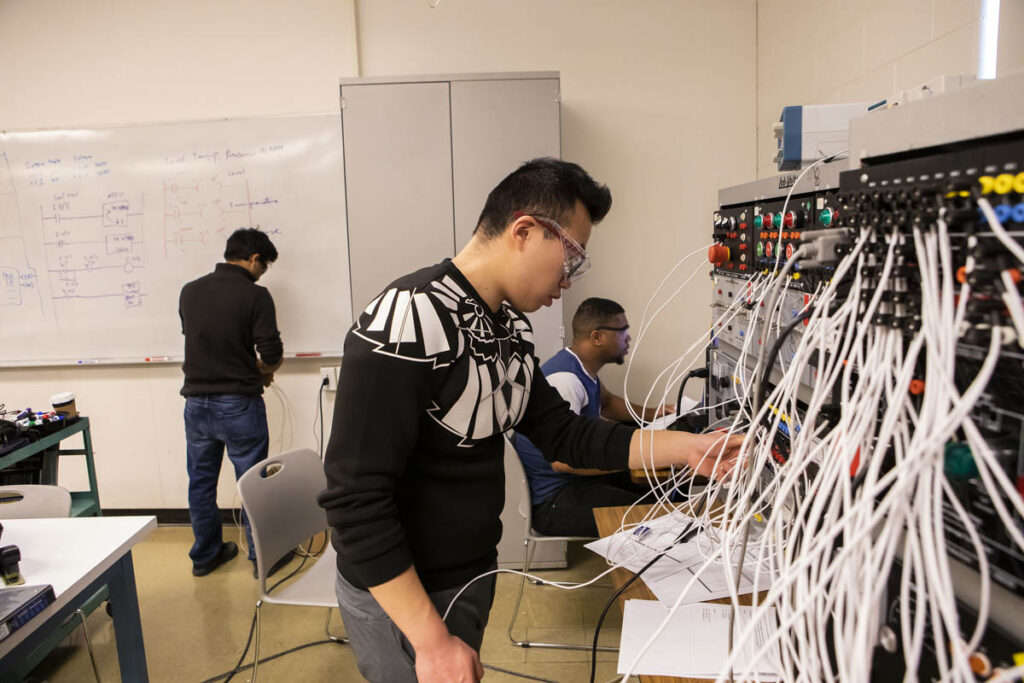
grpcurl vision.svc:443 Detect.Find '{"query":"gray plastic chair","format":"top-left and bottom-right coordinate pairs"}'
top-left (503, 435), bottom-right (617, 653)
top-left (0, 484), bottom-right (72, 518)
top-left (0, 484), bottom-right (100, 681)
top-left (236, 448), bottom-right (346, 681)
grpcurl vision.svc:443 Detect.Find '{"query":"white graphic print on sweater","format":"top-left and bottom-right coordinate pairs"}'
top-left (353, 274), bottom-right (535, 443)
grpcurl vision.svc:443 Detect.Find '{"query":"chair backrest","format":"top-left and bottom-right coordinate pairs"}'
top-left (237, 448), bottom-right (329, 583)
top-left (504, 433), bottom-right (534, 535)
top-left (0, 485), bottom-right (72, 518)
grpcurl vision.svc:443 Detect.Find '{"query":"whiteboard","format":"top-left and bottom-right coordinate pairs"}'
top-left (0, 115), bottom-right (351, 366)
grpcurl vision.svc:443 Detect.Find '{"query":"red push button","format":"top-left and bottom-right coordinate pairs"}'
top-left (708, 245), bottom-right (730, 266)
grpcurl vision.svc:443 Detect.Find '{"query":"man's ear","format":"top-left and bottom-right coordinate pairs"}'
top-left (589, 329), bottom-right (603, 346)
top-left (508, 215), bottom-right (534, 252)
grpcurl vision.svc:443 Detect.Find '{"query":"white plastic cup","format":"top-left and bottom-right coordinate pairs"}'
top-left (50, 392), bottom-right (78, 417)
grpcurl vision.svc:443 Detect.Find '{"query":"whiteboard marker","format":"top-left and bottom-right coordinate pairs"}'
top-left (145, 356), bottom-right (169, 362)
top-left (295, 352), bottom-right (322, 357)
top-left (77, 359), bottom-right (99, 365)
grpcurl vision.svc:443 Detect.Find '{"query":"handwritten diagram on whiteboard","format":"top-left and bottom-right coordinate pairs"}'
top-left (0, 115), bottom-right (352, 366)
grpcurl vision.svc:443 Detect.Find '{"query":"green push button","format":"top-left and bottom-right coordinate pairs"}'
top-left (819, 208), bottom-right (834, 227)
top-left (944, 442), bottom-right (978, 480)
top-left (772, 213), bottom-right (783, 228)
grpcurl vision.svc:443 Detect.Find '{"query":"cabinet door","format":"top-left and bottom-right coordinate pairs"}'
top-left (450, 78), bottom-right (561, 250)
top-left (450, 77), bottom-right (564, 361)
top-left (341, 82), bottom-right (455, 313)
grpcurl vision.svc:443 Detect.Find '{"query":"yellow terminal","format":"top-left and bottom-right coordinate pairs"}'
top-left (993, 173), bottom-right (1014, 194)
top-left (978, 176), bottom-right (996, 194)
top-left (1014, 172), bottom-right (1024, 194)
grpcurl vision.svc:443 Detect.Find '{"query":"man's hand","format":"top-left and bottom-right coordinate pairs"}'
top-left (414, 632), bottom-right (484, 683)
top-left (685, 431), bottom-right (745, 480)
top-left (654, 403), bottom-right (676, 419)
top-left (261, 372), bottom-right (274, 388)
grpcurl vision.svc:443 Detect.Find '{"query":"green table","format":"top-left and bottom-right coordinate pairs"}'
top-left (0, 416), bottom-right (101, 517)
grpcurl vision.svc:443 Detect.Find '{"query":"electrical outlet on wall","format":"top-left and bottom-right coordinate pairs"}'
top-left (320, 366), bottom-right (338, 391)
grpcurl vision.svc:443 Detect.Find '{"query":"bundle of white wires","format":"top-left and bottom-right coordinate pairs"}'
top-left (615, 195), bottom-right (1024, 682)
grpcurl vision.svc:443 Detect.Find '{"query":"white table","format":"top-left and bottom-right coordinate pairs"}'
top-left (0, 516), bottom-right (157, 681)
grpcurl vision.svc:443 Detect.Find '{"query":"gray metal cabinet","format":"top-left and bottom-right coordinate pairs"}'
top-left (340, 72), bottom-right (568, 567)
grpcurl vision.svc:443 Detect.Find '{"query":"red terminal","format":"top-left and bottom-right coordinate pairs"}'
top-left (909, 379), bottom-right (926, 395)
top-left (956, 266), bottom-right (968, 284)
top-left (1005, 268), bottom-right (1022, 285)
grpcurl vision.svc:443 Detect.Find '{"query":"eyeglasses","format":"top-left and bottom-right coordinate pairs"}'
top-left (595, 324), bottom-right (630, 333)
top-left (512, 211), bottom-right (591, 283)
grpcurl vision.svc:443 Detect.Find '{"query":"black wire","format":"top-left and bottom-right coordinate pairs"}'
top-left (219, 608), bottom-right (258, 683)
top-left (754, 308), bottom-right (814, 410)
top-left (318, 377), bottom-right (328, 459)
top-left (266, 530), bottom-right (327, 593)
top-left (214, 531), bottom-right (332, 681)
top-left (588, 522), bottom-right (701, 683)
top-left (201, 637), bottom-right (342, 683)
top-left (675, 368), bottom-right (709, 418)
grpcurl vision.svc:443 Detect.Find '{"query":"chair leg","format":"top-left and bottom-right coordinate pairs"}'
top-left (252, 600), bottom-right (263, 683)
top-left (507, 539), bottom-right (618, 652)
top-left (324, 608), bottom-right (348, 644)
top-left (507, 538), bottom-right (535, 647)
top-left (74, 609), bottom-right (102, 683)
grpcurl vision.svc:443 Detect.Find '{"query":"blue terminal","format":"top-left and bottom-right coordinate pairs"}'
top-left (1012, 203), bottom-right (1024, 223)
top-left (995, 203), bottom-right (1013, 223)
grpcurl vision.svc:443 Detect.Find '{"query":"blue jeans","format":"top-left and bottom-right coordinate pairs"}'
top-left (184, 394), bottom-right (268, 565)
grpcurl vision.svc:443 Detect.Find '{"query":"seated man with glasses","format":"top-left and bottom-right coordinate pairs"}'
top-left (513, 297), bottom-right (674, 538)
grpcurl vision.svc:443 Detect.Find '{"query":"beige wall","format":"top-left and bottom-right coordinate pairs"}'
top-left (0, 0), bottom-right (359, 508)
top-left (355, 0), bottom-right (759, 408)
top-left (756, 0), bottom-right (1024, 179)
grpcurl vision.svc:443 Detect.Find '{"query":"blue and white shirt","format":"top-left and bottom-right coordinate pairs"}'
top-left (514, 348), bottom-right (603, 503)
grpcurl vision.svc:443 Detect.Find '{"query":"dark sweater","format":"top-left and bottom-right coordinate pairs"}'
top-left (318, 260), bottom-right (635, 592)
top-left (179, 263), bottom-right (283, 396)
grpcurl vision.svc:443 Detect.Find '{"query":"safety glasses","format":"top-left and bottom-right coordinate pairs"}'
top-left (513, 211), bottom-right (591, 283)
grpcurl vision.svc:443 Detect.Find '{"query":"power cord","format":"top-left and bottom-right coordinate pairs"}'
top-left (675, 367), bottom-right (709, 417)
top-left (315, 376), bottom-right (329, 459)
top-left (211, 531), bottom-right (335, 683)
top-left (203, 625), bottom-right (340, 683)
top-left (588, 521), bottom-right (700, 683)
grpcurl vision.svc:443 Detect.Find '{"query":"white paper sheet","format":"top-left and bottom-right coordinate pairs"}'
top-left (618, 600), bottom-right (782, 680)
top-left (585, 511), bottom-right (768, 605)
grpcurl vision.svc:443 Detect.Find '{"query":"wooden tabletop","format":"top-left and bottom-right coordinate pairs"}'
top-left (593, 504), bottom-right (759, 683)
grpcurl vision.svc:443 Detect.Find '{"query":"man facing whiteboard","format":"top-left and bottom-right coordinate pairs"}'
top-left (179, 228), bottom-right (282, 577)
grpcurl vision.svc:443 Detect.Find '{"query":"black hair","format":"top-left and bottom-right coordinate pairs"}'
top-left (473, 157), bottom-right (612, 239)
top-left (224, 228), bottom-right (278, 264)
top-left (572, 297), bottom-right (625, 339)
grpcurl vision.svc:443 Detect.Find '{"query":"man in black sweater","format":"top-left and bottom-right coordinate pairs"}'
top-left (318, 159), bottom-right (743, 682)
top-left (180, 228), bottom-right (282, 577)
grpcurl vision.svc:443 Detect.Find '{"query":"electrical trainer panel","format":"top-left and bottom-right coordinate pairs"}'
top-left (707, 133), bottom-right (1024, 680)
